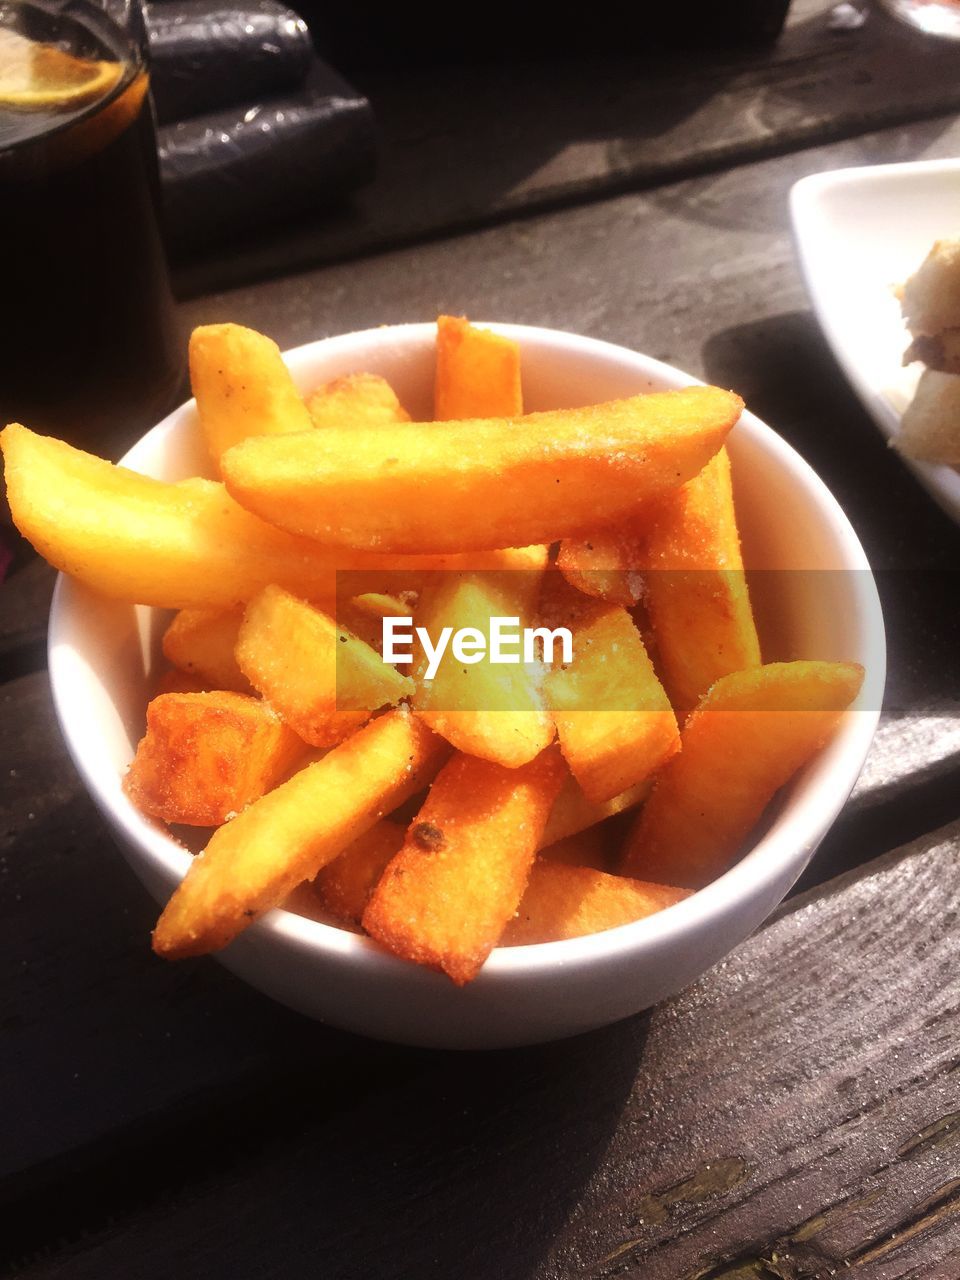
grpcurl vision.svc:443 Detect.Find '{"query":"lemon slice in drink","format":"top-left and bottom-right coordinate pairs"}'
top-left (0, 28), bottom-right (122, 111)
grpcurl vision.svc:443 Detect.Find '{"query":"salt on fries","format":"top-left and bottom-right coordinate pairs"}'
top-left (1, 317), bottom-right (863, 984)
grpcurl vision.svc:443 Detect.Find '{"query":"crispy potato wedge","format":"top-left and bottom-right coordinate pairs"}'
top-left (622, 660), bottom-right (865, 887)
top-left (557, 450), bottom-right (759, 712)
top-left (313, 819), bottom-right (406, 925)
top-left (162, 608), bottom-right (249, 693)
top-left (0, 425), bottom-right (346, 609)
top-left (503, 862), bottom-right (691, 944)
top-left (643, 449), bottom-right (761, 714)
top-left (236, 585), bottom-right (414, 748)
top-left (349, 591), bottom-right (415, 622)
top-left (153, 709), bottom-right (448, 958)
top-left (434, 315), bottom-right (523, 419)
top-left (220, 386), bottom-right (743, 553)
top-left (556, 525), bottom-right (648, 606)
top-left (545, 602), bottom-right (679, 803)
top-left (541, 770), bottom-right (651, 847)
top-left (153, 668), bottom-right (209, 696)
top-left (412, 546), bottom-right (554, 768)
top-left (0, 426), bottom-right (480, 610)
top-left (125, 691), bottom-right (303, 826)
top-left (306, 372), bottom-right (410, 428)
top-left (189, 323), bottom-right (313, 465)
top-left (333, 592), bottom-right (415, 656)
top-left (363, 747), bottom-right (566, 984)
top-left (538, 825), bottom-right (613, 872)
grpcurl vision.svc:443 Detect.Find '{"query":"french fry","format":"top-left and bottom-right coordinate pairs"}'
top-left (557, 526), bottom-right (648, 606)
top-left (349, 591), bottom-right (415, 622)
top-left (220, 386), bottom-right (744, 553)
top-left (621, 660), bottom-right (865, 888)
top-left (545, 602), bottom-right (679, 803)
top-left (503, 862), bottom-right (691, 945)
top-left (189, 323), bottom-right (313, 466)
top-left (434, 315), bottom-right (523, 419)
top-left (313, 819), bottom-right (406, 924)
top-left (538, 825), bottom-right (613, 872)
top-left (557, 449), bottom-right (760, 713)
top-left (124, 692), bottom-right (304, 826)
top-left (162, 608), bottom-right (249, 693)
top-left (643, 448), bottom-right (761, 714)
top-left (153, 708), bottom-right (448, 958)
top-left (540, 770), bottom-right (652, 847)
top-left (306, 373), bottom-right (410, 428)
top-left (236, 585), bottom-right (414, 748)
top-left (0, 426), bottom-right (484, 611)
top-left (0, 424), bottom-right (345, 609)
top-left (334, 591), bottom-right (415, 655)
top-left (411, 545), bottom-right (554, 768)
top-left (363, 747), bottom-right (566, 984)
top-left (154, 668), bottom-right (208, 696)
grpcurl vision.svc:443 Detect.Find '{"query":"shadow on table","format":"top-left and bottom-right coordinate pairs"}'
top-left (701, 310), bottom-right (960, 704)
top-left (700, 309), bottom-right (960, 567)
top-left (3, 693), bottom-right (647, 1278)
top-left (254, 1017), bottom-right (649, 1280)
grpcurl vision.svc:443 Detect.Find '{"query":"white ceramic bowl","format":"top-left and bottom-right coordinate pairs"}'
top-left (47, 323), bottom-right (886, 1050)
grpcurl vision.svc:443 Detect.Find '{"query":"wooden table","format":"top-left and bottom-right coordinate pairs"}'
top-left (3, 3), bottom-right (960, 1275)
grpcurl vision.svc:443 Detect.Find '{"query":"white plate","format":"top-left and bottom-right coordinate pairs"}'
top-left (790, 158), bottom-right (960, 526)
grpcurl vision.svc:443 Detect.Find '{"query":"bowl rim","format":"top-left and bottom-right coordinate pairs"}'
top-left (48, 321), bottom-right (886, 982)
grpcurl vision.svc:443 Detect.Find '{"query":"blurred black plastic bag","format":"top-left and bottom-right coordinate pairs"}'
top-left (157, 62), bottom-right (376, 249)
top-left (146, 0), bottom-right (314, 123)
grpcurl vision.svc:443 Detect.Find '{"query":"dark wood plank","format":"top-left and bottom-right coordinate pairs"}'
top-left (0, 672), bottom-right (416, 1193)
top-left (0, 559), bottom-right (54, 681)
top-left (172, 0), bottom-right (960, 296)
top-left (9, 820), bottom-right (960, 1279)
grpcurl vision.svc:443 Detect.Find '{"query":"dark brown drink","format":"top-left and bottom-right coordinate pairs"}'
top-left (0, 0), bottom-right (183, 452)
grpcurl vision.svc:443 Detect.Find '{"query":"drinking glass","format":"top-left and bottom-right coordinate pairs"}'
top-left (0, 0), bottom-right (183, 451)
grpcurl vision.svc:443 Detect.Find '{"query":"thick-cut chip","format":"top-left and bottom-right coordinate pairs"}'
top-left (0, 424), bottom-right (342, 609)
top-left (189, 323), bottom-right (313, 465)
top-left (622, 660), bottom-right (865, 888)
top-left (558, 449), bottom-right (760, 713)
top-left (0, 426), bottom-right (475, 610)
top-left (349, 591), bottom-right (414, 623)
top-left (557, 526), bottom-right (647, 606)
top-left (538, 825), bottom-right (613, 872)
top-left (124, 691), bottom-right (303, 826)
top-left (412, 545), bottom-right (553, 768)
top-left (363, 747), bottom-right (566, 984)
top-left (643, 448), bottom-right (761, 714)
top-left (220, 386), bottom-right (743, 553)
top-left (313, 819), bottom-right (406, 924)
top-left (502, 862), bottom-right (691, 945)
top-left (306, 372), bottom-right (410, 428)
top-left (540, 770), bottom-right (651, 847)
top-left (153, 709), bottom-right (448, 958)
top-left (162, 608), bottom-right (249, 693)
top-left (434, 315), bottom-right (523, 419)
top-left (236, 585), bottom-right (413, 748)
top-left (545, 602), bottom-right (679, 803)
top-left (154, 668), bottom-right (208, 696)
top-left (334, 591), bottom-right (415, 655)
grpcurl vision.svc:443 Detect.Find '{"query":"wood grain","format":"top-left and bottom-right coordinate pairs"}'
top-left (173, 0), bottom-right (960, 295)
top-left (7, 821), bottom-right (959, 1279)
